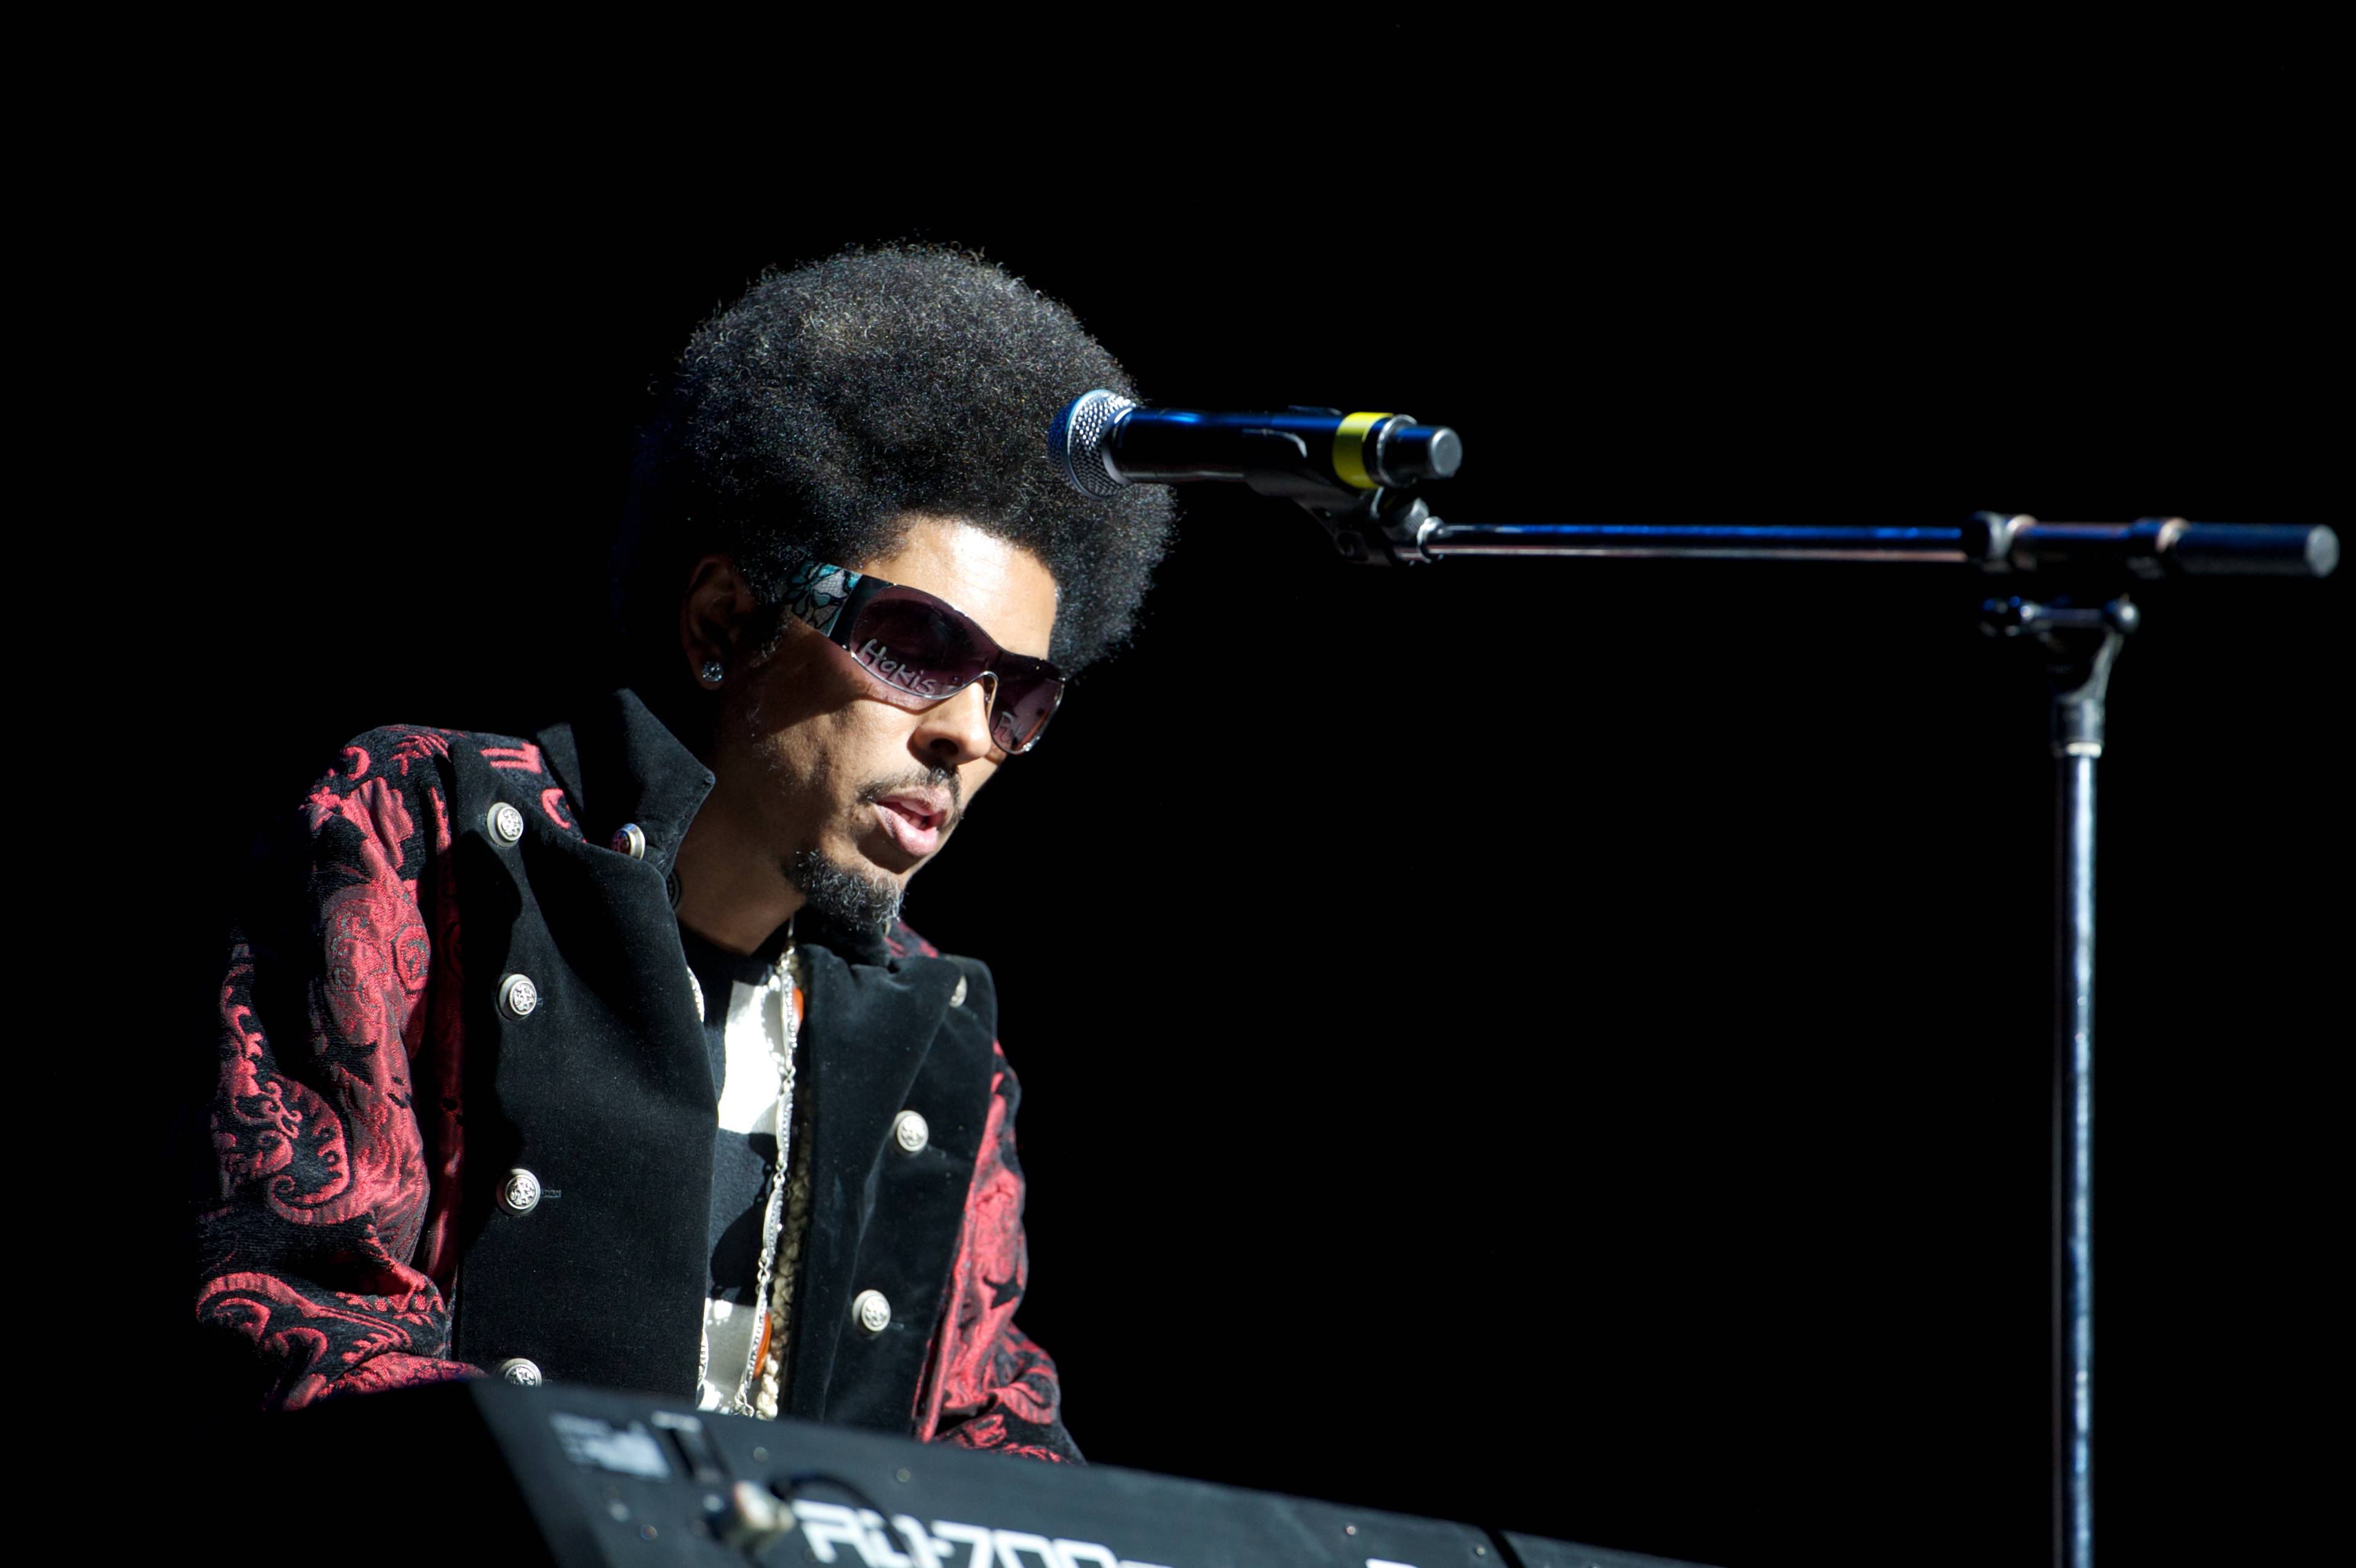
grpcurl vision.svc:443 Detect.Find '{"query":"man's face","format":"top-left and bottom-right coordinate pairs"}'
top-left (693, 514), bottom-right (1059, 941)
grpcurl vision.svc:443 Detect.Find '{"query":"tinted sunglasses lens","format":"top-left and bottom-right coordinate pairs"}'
top-left (848, 595), bottom-right (986, 698)
top-left (990, 669), bottom-right (1063, 754)
top-left (843, 586), bottom-right (1062, 754)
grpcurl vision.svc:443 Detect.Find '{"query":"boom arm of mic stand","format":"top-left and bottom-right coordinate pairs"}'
top-left (1286, 491), bottom-right (2339, 576)
top-left (1406, 514), bottom-right (2340, 577)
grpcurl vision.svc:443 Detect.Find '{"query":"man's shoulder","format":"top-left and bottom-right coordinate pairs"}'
top-left (308, 722), bottom-right (582, 809)
top-left (322, 723), bottom-right (553, 786)
top-left (882, 921), bottom-right (1002, 1038)
top-left (295, 720), bottom-right (586, 853)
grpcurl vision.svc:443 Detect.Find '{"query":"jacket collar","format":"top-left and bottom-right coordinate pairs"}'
top-left (533, 688), bottom-right (714, 883)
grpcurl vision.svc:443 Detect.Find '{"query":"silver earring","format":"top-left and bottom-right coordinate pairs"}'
top-left (701, 661), bottom-right (726, 686)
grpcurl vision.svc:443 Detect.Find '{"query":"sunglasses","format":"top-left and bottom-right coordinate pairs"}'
top-left (779, 560), bottom-right (1067, 755)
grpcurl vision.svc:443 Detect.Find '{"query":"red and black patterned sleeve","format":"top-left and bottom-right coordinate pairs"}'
top-left (191, 732), bottom-right (477, 1410)
top-left (914, 1042), bottom-right (1081, 1463)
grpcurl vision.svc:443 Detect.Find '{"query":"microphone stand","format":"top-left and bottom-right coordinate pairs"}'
top-left (1293, 486), bottom-right (2339, 1568)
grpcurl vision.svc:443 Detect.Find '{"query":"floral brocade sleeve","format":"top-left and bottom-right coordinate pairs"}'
top-left (191, 735), bottom-right (478, 1409)
top-left (914, 1043), bottom-right (1081, 1463)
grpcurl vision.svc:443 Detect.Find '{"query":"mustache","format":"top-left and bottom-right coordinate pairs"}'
top-left (856, 766), bottom-right (965, 830)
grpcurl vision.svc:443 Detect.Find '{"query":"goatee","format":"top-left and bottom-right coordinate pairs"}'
top-left (786, 847), bottom-right (904, 934)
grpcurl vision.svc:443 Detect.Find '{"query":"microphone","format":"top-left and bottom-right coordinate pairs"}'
top-left (1049, 391), bottom-right (1462, 501)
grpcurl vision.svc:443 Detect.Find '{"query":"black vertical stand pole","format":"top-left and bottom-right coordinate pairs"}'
top-left (2055, 741), bottom-right (2097, 1568)
top-left (2034, 598), bottom-right (2133, 1568)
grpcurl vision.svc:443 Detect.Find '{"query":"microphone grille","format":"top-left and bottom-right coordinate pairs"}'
top-left (1049, 389), bottom-right (1136, 498)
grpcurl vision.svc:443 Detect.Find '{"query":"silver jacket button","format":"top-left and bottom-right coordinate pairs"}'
top-left (611, 822), bottom-right (648, 859)
top-left (496, 1357), bottom-right (544, 1387)
top-left (891, 1110), bottom-right (929, 1155)
top-left (499, 973), bottom-right (539, 1018)
top-left (948, 975), bottom-right (968, 1008)
top-left (851, 1289), bottom-right (892, 1335)
top-left (499, 1168), bottom-right (543, 1216)
top-left (487, 802), bottom-right (525, 845)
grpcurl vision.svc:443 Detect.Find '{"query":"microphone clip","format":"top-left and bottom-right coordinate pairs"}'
top-left (1297, 485), bottom-right (1444, 567)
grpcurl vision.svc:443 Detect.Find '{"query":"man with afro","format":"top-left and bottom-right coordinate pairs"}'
top-left (188, 247), bottom-right (1176, 1462)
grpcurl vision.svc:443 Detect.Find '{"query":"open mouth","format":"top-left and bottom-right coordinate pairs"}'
top-left (876, 794), bottom-right (947, 834)
top-left (871, 792), bottom-right (949, 856)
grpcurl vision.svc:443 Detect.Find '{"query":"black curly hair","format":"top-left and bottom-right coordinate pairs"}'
top-left (614, 245), bottom-right (1176, 689)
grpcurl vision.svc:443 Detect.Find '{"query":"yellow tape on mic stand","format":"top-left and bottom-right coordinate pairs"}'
top-left (1331, 412), bottom-right (1391, 490)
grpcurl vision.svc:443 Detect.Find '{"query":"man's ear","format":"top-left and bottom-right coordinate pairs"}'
top-left (679, 554), bottom-right (757, 685)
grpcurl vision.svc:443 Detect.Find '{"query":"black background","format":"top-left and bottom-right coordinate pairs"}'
top-left (111, 41), bottom-right (2339, 1568)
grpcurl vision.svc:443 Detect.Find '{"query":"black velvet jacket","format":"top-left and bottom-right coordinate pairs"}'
top-left (189, 689), bottom-right (1075, 1460)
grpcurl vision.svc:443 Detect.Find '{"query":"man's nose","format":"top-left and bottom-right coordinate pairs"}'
top-left (914, 675), bottom-right (998, 765)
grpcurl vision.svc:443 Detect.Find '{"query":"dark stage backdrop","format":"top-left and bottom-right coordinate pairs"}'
top-left (131, 157), bottom-right (2337, 1568)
